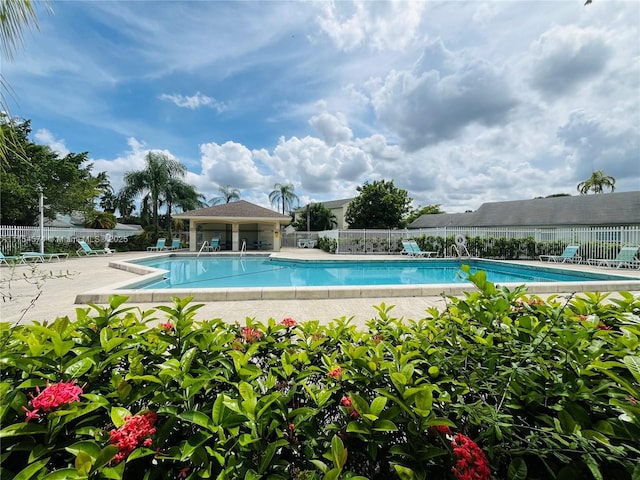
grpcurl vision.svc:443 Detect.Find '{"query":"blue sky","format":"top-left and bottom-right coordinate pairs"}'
top-left (5, 0), bottom-right (640, 214)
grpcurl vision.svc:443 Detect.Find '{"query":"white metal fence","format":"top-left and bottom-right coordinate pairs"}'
top-left (0, 225), bottom-right (141, 253)
top-left (284, 226), bottom-right (640, 261)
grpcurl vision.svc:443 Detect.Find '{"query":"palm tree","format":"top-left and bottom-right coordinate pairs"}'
top-left (163, 178), bottom-right (207, 236)
top-left (122, 152), bottom-right (186, 235)
top-left (210, 185), bottom-right (240, 205)
top-left (269, 183), bottom-right (299, 215)
top-left (577, 170), bottom-right (616, 195)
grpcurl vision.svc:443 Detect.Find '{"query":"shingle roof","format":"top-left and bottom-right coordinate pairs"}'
top-left (409, 191), bottom-right (640, 228)
top-left (175, 200), bottom-right (291, 220)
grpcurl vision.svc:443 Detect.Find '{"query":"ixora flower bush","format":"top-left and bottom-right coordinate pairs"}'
top-left (1, 267), bottom-right (639, 479)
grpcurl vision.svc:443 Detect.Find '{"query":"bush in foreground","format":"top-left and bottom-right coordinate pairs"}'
top-left (1, 268), bottom-right (639, 479)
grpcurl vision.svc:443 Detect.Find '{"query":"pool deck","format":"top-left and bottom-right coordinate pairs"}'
top-left (2, 248), bottom-right (639, 328)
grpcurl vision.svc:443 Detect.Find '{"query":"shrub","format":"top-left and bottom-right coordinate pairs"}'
top-left (1, 271), bottom-right (639, 479)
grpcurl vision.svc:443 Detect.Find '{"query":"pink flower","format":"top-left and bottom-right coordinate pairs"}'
top-left (328, 367), bottom-right (343, 379)
top-left (451, 433), bottom-right (491, 480)
top-left (22, 406), bottom-right (41, 423)
top-left (160, 322), bottom-right (175, 331)
top-left (110, 412), bottom-right (158, 464)
top-left (281, 317), bottom-right (297, 328)
top-left (241, 327), bottom-right (262, 342)
top-left (24, 380), bottom-right (83, 421)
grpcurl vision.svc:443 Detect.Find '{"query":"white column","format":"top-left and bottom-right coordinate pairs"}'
top-left (189, 221), bottom-right (197, 252)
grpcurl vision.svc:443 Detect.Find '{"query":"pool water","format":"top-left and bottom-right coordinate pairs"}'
top-left (128, 256), bottom-right (629, 290)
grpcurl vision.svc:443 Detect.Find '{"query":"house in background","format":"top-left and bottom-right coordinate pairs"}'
top-left (293, 198), bottom-right (354, 230)
top-left (408, 191), bottom-right (640, 230)
top-left (175, 200), bottom-right (291, 252)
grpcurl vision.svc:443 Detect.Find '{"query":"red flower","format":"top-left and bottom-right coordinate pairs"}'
top-left (178, 467), bottom-right (190, 478)
top-left (428, 425), bottom-right (452, 436)
top-left (109, 412), bottom-right (158, 464)
top-left (341, 395), bottom-right (359, 418)
top-left (328, 366), bottom-right (343, 379)
top-left (281, 317), bottom-right (297, 328)
top-left (451, 434), bottom-right (491, 480)
top-left (24, 380), bottom-right (83, 421)
top-left (241, 327), bottom-right (262, 342)
top-left (22, 406), bottom-right (41, 423)
top-left (341, 396), bottom-right (352, 407)
top-left (160, 322), bottom-right (175, 331)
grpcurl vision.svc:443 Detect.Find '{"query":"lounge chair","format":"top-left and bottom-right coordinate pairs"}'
top-left (166, 238), bottom-right (182, 251)
top-left (0, 252), bottom-right (27, 265)
top-left (401, 241), bottom-right (415, 256)
top-left (588, 245), bottom-right (639, 269)
top-left (76, 240), bottom-right (109, 255)
top-left (147, 238), bottom-right (166, 252)
top-left (408, 240), bottom-right (436, 258)
top-left (21, 251), bottom-right (69, 262)
top-left (539, 245), bottom-right (581, 264)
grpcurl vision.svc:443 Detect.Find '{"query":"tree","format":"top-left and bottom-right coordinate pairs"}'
top-left (292, 203), bottom-right (337, 231)
top-left (121, 151), bottom-right (186, 235)
top-left (345, 180), bottom-right (412, 229)
top-left (577, 170), bottom-right (616, 194)
top-left (84, 211), bottom-right (117, 229)
top-left (162, 178), bottom-right (207, 236)
top-left (0, 118), bottom-right (104, 225)
top-left (210, 185), bottom-right (240, 205)
top-left (269, 183), bottom-right (299, 215)
top-left (404, 204), bottom-right (444, 225)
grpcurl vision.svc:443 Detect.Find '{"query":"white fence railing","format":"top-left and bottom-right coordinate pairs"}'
top-left (0, 225), bottom-right (141, 253)
top-left (283, 226), bottom-right (640, 261)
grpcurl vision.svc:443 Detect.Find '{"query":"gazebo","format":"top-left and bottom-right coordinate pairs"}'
top-left (174, 200), bottom-right (291, 252)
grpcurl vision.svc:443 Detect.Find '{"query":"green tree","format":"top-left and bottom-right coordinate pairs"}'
top-left (577, 170), bottom-right (616, 194)
top-left (163, 178), bottom-right (207, 236)
top-left (0, 118), bottom-right (104, 225)
top-left (345, 180), bottom-right (412, 229)
top-left (292, 203), bottom-right (337, 231)
top-left (210, 185), bottom-right (240, 205)
top-left (83, 210), bottom-right (117, 229)
top-left (269, 182), bottom-right (299, 215)
top-left (121, 151), bottom-right (186, 235)
top-left (404, 204), bottom-right (444, 225)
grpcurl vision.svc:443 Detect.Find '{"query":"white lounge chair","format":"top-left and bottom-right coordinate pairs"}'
top-left (588, 245), bottom-right (639, 269)
top-left (77, 240), bottom-right (110, 255)
top-left (539, 245), bottom-right (581, 263)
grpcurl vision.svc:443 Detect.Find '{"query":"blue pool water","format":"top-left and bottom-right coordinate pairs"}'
top-left (127, 256), bottom-right (629, 290)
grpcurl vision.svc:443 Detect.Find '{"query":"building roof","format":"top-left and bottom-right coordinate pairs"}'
top-left (293, 198), bottom-right (354, 212)
top-left (409, 191), bottom-right (640, 228)
top-left (176, 200), bottom-right (291, 221)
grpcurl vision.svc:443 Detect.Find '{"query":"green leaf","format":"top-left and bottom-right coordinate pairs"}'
top-left (91, 445), bottom-right (119, 473)
top-left (65, 441), bottom-right (101, 460)
top-left (75, 451), bottom-right (93, 476)
top-left (393, 464), bottom-right (416, 480)
top-left (583, 454), bottom-right (603, 480)
top-left (179, 411), bottom-right (216, 432)
top-left (331, 435), bottom-right (347, 470)
top-left (180, 431), bottom-right (213, 461)
top-left (42, 469), bottom-right (83, 480)
top-left (623, 356), bottom-right (640, 384)
top-left (373, 419), bottom-right (398, 432)
top-left (110, 406), bottom-right (132, 428)
top-left (0, 423), bottom-right (48, 438)
top-left (370, 396), bottom-right (387, 417)
top-left (64, 357), bottom-right (94, 377)
top-left (507, 457), bottom-right (527, 480)
top-left (346, 421), bottom-right (370, 434)
top-left (13, 458), bottom-right (50, 480)
top-left (238, 381), bottom-right (255, 401)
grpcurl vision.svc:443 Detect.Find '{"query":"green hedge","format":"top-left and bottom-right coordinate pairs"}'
top-left (1, 270), bottom-right (639, 479)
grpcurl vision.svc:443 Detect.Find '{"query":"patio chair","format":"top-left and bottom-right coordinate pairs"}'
top-left (408, 240), bottom-right (436, 258)
top-left (539, 245), bottom-right (581, 263)
top-left (588, 245), bottom-right (639, 269)
top-left (0, 251), bottom-right (27, 265)
top-left (401, 241), bottom-right (415, 256)
top-left (21, 251), bottom-right (69, 262)
top-left (76, 240), bottom-right (109, 255)
top-left (147, 238), bottom-right (167, 252)
top-left (166, 238), bottom-right (182, 251)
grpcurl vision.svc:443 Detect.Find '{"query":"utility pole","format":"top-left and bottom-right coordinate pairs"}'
top-left (39, 190), bottom-right (44, 254)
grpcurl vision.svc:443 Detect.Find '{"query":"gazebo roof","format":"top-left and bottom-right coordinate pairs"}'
top-left (176, 200), bottom-right (291, 222)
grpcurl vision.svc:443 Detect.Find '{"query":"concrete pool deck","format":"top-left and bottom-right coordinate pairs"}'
top-left (2, 248), bottom-right (639, 328)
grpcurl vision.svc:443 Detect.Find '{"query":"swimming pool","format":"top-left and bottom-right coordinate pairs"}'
top-left (73, 253), bottom-right (640, 304)
top-left (129, 256), bottom-right (629, 289)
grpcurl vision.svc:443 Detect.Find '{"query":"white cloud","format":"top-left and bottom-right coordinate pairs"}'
top-left (159, 92), bottom-right (227, 111)
top-left (34, 129), bottom-right (70, 157)
top-left (309, 111), bottom-right (353, 145)
top-left (199, 141), bottom-right (265, 190)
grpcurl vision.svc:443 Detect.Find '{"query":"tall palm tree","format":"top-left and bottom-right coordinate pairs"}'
top-left (577, 170), bottom-right (616, 195)
top-left (269, 182), bottom-right (299, 215)
top-left (122, 152), bottom-right (186, 235)
top-left (210, 185), bottom-right (240, 205)
top-left (163, 178), bottom-right (207, 236)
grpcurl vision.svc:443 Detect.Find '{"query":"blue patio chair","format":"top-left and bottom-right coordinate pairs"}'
top-left (147, 238), bottom-right (167, 252)
top-left (588, 245), bottom-right (639, 269)
top-left (539, 245), bottom-right (581, 263)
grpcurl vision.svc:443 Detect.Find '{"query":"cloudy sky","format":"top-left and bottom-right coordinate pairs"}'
top-left (6, 0), bottom-right (640, 214)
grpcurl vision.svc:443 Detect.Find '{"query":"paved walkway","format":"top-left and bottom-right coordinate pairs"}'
top-left (1, 249), bottom-right (638, 328)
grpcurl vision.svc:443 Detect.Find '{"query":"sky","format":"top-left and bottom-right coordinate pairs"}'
top-left (5, 0), bottom-right (640, 215)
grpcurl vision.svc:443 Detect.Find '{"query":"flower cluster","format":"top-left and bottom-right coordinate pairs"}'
top-left (160, 322), bottom-right (175, 331)
top-left (109, 412), bottom-right (158, 464)
top-left (341, 395), bottom-right (359, 418)
top-left (240, 327), bottom-right (262, 342)
top-left (327, 366), bottom-right (343, 379)
top-left (428, 425), bottom-right (452, 437)
top-left (23, 380), bottom-right (83, 422)
top-left (281, 317), bottom-right (297, 328)
top-left (451, 433), bottom-right (491, 480)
